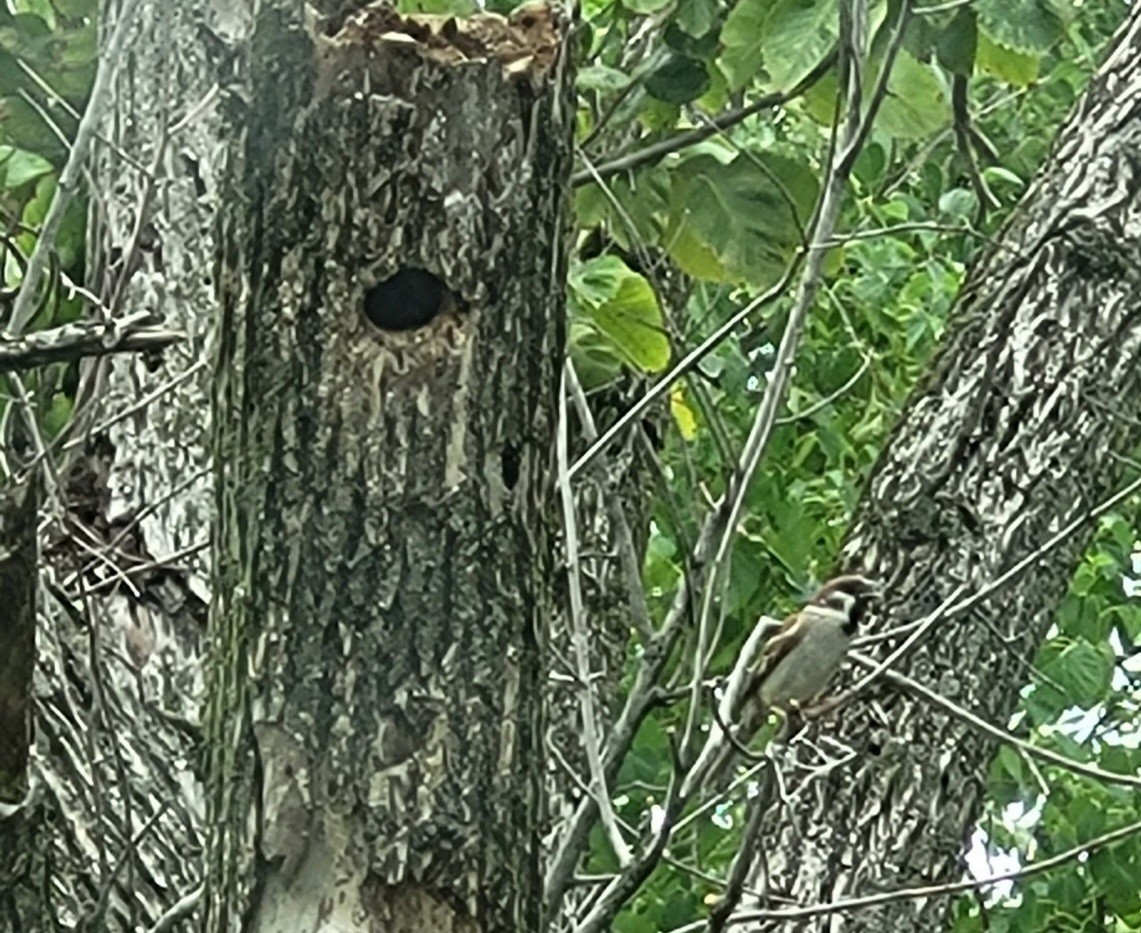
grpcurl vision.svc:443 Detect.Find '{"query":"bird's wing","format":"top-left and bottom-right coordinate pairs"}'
top-left (751, 612), bottom-right (806, 681)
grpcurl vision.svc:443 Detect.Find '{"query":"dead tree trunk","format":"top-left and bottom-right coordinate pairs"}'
top-left (738, 9), bottom-right (1141, 930)
top-left (202, 3), bottom-right (574, 929)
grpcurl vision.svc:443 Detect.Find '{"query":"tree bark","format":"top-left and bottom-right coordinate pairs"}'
top-left (0, 1), bottom-right (218, 928)
top-left (0, 477), bottom-right (36, 807)
top-left (741, 8), bottom-right (1141, 930)
top-left (0, 0), bottom-right (649, 928)
top-left (202, 3), bottom-right (574, 929)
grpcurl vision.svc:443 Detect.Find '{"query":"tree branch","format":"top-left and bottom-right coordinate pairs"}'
top-left (0, 318), bottom-right (181, 374)
top-left (571, 51), bottom-right (838, 189)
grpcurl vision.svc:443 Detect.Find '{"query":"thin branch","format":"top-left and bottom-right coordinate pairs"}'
top-left (15, 58), bottom-right (150, 173)
top-left (945, 472), bottom-right (1141, 621)
top-left (669, 817), bottom-right (1141, 929)
top-left (810, 583), bottom-right (968, 718)
top-left (564, 360), bottom-right (656, 644)
top-left (852, 655), bottom-right (1141, 791)
top-left (706, 762), bottom-right (775, 933)
top-left (544, 517), bottom-right (710, 918)
top-left (557, 365), bottom-right (632, 868)
top-left (823, 220), bottom-right (992, 246)
top-left (145, 885), bottom-right (203, 933)
top-left (66, 467), bottom-right (210, 587)
top-left (681, 615), bottom-right (780, 797)
top-left (0, 318), bottom-right (182, 373)
top-left (775, 357), bottom-right (870, 425)
top-left (63, 360), bottom-right (207, 453)
top-left (951, 73), bottom-right (1000, 224)
top-left (849, 470), bottom-right (1141, 668)
top-left (572, 51), bottom-right (838, 189)
top-left (8, 0), bottom-right (144, 335)
top-left (566, 240), bottom-right (803, 484)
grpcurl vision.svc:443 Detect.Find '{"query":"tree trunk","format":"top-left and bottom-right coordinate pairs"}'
top-left (0, 0), bottom-right (653, 928)
top-left (741, 9), bottom-right (1141, 930)
top-left (0, 477), bottom-right (36, 811)
top-left (202, 2), bottom-right (574, 929)
top-left (0, 0), bottom-right (219, 927)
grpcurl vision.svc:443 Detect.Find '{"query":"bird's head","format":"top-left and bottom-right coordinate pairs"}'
top-left (809, 574), bottom-right (882, 632)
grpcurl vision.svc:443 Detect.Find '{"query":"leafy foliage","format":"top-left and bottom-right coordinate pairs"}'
top-left (1, 0), bottom-right (95, 442)
top-left (563, 0), bottom-right (1139, 928)
top-left (7, 0), bottom-right (1141, 929)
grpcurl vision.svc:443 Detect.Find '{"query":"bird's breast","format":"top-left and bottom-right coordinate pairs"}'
top-left (758, 622), bottom-right (850, 708)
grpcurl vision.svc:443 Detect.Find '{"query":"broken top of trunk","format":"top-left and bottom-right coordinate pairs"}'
top-left (317, 0), bottom-right (563, 84)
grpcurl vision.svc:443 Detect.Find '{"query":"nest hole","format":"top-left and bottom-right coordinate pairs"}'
top-left (363, 268), bottom-right (448, 332)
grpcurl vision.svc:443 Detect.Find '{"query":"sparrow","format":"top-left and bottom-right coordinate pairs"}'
top-left (686, 574), bottom-right (882, 794)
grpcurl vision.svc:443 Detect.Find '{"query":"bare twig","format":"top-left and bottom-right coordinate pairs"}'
top-left (573, 51), bottom-right (838, 188)
top-left (145, 885), bottom-right (203, 933)
top-left (557, 365), bottom-right (632, 867)
top-left (951, 74), bottom-right (1000, 224)
top-left (564, 360), bottom-right (655, 644)
top-left (847, 471), bottom-right (1141, 687)
top-left (8, 0), bottom-right (144, 335)
top-left (0, 317), bottom-right (181, 373)
top-left (706, 762), bottom-right (776, 933)
top-left (851, 655), bottom-right (1141, 791)
top-left (681, 615), bottom-right (780, 796)
top-left (669, 817), bottom-right (1141, 929)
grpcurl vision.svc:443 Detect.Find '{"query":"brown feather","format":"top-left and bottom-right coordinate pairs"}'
top-left (751, 611), bottom-right (807, 679)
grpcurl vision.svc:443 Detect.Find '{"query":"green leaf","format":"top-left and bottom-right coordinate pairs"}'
top-left (645, 54), bottom-right (710, 105)
top-left (614, 911), bottom-right (657, 933)
top-left (569, 320), bottom-right (625, 390)
top-left (667, 222), bottom-right (729, 281)
top-left (676, 0), bottom-right (719, 38)
top-left (718, 0), bottom-right (772, 91)
top-left (53, 0), bottom-right (98, 16)
top-left (397, 0), bottom-right (476, 13)
top-left (975, 32), bottom-right (1040, 86)
top-left (1090, 839), bottom-right (1141, 914)
top-left (623, 0), bottom-right (673, 15)
top-left (0, 95), bottom-right (67, 161)
top-left (875, 51), bottom-right (949, 140)
top-left (994, 744), bottom-right (1024, 784)
top-left (574, 167), bottom-right (670, 249)
top-left (799, 68), bottom-right (840, 125)
top-left (939, 188), bottom-right (978, 220)
top-left (577, 64), bottom-right (632, 93)
top-left (671, 386), bottom-right (699, 440)
top-left (760, 0), bottom-right (839, 90)
top-left (976, 0), bottom-right (1071, 54)
top-left (1037, 638), bottom-right (1113, 707)
top-left (664, 151), bottom-right (819, 286)
top-left (593, 281), bottom-right (671, 372)
top-left (42, 392), bottom-right (72, 438)
top-left (935, 7), bottom-right (977, 77)
top-left (569, 256), bottom-right (670, 374)
top-left (0, 145), bottom-right (53, 187)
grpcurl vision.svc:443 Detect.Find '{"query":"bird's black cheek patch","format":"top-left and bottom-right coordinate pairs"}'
top-left (363, 267), bottom-right (447, 332)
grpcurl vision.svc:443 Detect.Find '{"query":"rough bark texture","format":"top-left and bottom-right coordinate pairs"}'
top-left (745, 9), bottom-right (1141, 930)
top-left (0, 0), bottom-right (642, 928)
top-left (0, 477), bottom-right (36, 806)
top-left (0, 1), bottom-right (221, 930)
top-left (203, 3), bottom-right (574, 930)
